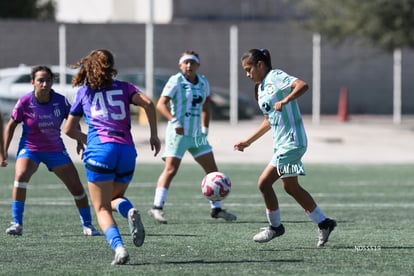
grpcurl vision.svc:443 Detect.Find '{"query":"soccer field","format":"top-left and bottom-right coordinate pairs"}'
top-left (0, 162), bottom-right (413, 275)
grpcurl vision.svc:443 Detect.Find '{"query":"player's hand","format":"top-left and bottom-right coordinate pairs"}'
top-left (175, 127), bottom-right (184, 135)
top-left (76, 142), bottom-right (85, 160)
top-left (233, 141), bottom-right (250, 152)
top-left (274, 101), bottom-right (283, 111)
top-left (0, 159), bottom-right (8, 167)
top-left (150, 136), bottom-right (161, 156)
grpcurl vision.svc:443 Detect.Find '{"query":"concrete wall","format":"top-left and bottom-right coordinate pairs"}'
top-left (0, 19), bottom-right (413, 115)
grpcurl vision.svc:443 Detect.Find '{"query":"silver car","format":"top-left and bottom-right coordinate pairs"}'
top-left (0, 65), bottom-right (78, 117)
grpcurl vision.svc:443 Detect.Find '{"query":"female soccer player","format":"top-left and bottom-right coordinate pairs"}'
top-left (148, 50), bottom-right (236, 224)
top-left (234, 48), bottom-right (336, 247)
top-left (3, 66), bottom-right (99, 236)
top-left (64, 49), bottom-right (161, 265)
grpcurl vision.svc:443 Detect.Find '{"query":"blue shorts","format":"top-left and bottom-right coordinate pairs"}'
top-left (83, 142), bottom-right (137, 183)
top-left (16, 147), bottom-right (72, 171)
top-left (270, 147), bottom-right (307, 178)
top-left (162, 130), bottom-right (212, 161)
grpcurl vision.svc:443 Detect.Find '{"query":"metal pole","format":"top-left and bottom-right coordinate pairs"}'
top-left (393, 48), bottom-right (402, 124)
top-left (229, 25), bottom-right (238, 125)
top-left (312, 33), bottom-right (321, 124)
top-left (145, 0), bottom-right (154, 100)
top-left (58, 24), bottom-right (67, 96)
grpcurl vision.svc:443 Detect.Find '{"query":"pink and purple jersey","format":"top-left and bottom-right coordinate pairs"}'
top-left (70, 80), bottom-right (139, 145)
top-left (12, 90), bottom-right (70, 152)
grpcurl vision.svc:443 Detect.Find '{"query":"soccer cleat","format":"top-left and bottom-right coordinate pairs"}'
top-left (253, 224), bottom-right (285, 243)
top-left (82, 224), bottom-right (101, 236)
top-left (128, 208), bottom-right (145, 247)
top-left (210, 208), bottom-right (237, 222)
top-left (148, 208), bottom-right (168, 224)
top-left (111, 245), bottom-right (130, 265)
top-left (317, 218), bottom-right (337, 247)
top-left (6, 222), bottom-right (23, 236)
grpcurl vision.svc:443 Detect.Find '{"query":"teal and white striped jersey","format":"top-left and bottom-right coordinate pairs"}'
top-left (257, 69), bottom-right (307, 152)
top-left (161, 72), bottom-right (210, 137)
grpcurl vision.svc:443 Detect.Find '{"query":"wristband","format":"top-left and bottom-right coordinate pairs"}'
top-left (170, 117), bottom-right (182, 128)
top-left (201, 126), bottom-right (209, 136)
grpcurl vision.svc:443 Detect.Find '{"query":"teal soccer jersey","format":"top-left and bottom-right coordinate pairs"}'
top-left (257, 69), bottom-right (307, 153)
top-left (161, 73), bottom-right (210, 137)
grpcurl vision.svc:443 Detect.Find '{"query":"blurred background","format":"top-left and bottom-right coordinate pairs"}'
top-left (1, 0), bottom-right (414, 122)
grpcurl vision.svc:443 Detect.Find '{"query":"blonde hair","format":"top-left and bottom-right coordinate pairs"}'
top-left (72, 49), bottom-right (117, 90)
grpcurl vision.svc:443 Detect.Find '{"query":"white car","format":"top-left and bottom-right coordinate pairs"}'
top-left (0, 65), bottom-right (79, 116)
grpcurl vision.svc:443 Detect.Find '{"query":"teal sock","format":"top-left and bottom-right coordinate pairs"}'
top-left (12, 200), bottom-right (25, 225)
top-left (115, 198), bottom-right (134, 218)
top-left (104, 225), bottom-right (124, 250)
top-left (78, 206), bottom-right (92, 226)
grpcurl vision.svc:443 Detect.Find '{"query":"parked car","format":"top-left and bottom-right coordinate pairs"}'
top-left (209, 86), bottom-right (257, 120)
top-left (0, 65), bottom-right (78, 116)
top-left (117, 68), bottom-right (257, 120)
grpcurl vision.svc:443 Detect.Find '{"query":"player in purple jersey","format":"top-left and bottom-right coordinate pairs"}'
top-left (3, 66), bottom-right (99, 236)
top-left (65, 49), bottom-right (161, 265)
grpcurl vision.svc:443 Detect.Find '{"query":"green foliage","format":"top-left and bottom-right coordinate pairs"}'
top-left (298, 0), bottom-right (414, 51)
top-left (0, 0), bottom-right (56, 20)
top-left (0, 162), bottom-right (413, 275)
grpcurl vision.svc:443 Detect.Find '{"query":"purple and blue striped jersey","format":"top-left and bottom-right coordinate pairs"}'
top-left (70, 80), bottom-right (139, 145)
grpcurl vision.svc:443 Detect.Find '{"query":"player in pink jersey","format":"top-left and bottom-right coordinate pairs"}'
top-left (3, 66), bottom-right (99, 236)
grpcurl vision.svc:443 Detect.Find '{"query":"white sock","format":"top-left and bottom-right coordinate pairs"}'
top-left (153, 187), bottom-right (168, 208)
top-left (209, 200), bottom-right (222, 209)
top-left (306, 206), bottom-right (326, 224)
top-left (266, 209), bottom-right (281, 227)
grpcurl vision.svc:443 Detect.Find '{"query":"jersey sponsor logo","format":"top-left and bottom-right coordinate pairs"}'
top-left (194, 134), bottom-right (208, 148)
top-left (192, 95), bottom-right (203, 106)
top-left (38, 121), bottom-right (54, 128)
top-left (39, 114), bottom-right (53, 120)
top-left (261, 102), bottom-right (271, 113)
top-left (277, 162), bottom-right (305, 176)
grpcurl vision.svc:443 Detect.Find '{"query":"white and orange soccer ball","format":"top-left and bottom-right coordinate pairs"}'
top-left (201, 172), bottom-right (231, 201)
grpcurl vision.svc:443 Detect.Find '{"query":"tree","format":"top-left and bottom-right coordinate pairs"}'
top-left (298, 0), bottom-right (414, 52)
top-left (0, 0), bottom-right (56, 20)
top-left (297, 0), bottom-right (412, 123)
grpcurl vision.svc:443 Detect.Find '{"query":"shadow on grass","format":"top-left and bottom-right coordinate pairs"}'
top-left (141, 258), bottom-right (304, 265)
top-left (147, 233), bottom-right (200, 237)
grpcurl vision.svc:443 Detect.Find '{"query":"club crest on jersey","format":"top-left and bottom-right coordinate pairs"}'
top-left (264, 83), bottom-right (274, 94)
top-left (54, 107), bottom-right (61, 117)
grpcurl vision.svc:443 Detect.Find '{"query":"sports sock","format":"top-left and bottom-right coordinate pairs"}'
top-left (78, 206), bottom-right (92, 226)
top-left (266, 208), bottom-right (281, 227)
top-left (116, 198), bottom-right (134, 218)
top-left (104, 225), bottom-right (124, 251)
top-left (11, 200), bottom-right (25, 225)
top-left (305, 206), bottom-right (326, 224)
top-left (209, 200), bottom-right (222, 209)
top-left (153, 187), bottom-right (168, 208)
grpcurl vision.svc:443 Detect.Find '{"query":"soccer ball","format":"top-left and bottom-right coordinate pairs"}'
top-left (201, 172), bottom-right (231, 201)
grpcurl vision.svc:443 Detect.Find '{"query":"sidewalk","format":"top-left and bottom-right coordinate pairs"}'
top-left (6, 115), bottom-right (414, 165)
top-left (131, 115), bottom-right (414, 165)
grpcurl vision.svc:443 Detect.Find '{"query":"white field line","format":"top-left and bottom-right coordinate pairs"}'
top-left (0, 200), bottom-right (412, 208)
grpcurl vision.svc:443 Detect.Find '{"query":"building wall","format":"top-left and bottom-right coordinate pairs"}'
top-left (55, 0), bottom-right (301, 23)
top-left (56, 0), bottom-right (173, 23)
top-left (0, 20), bottom-right (413, 115)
